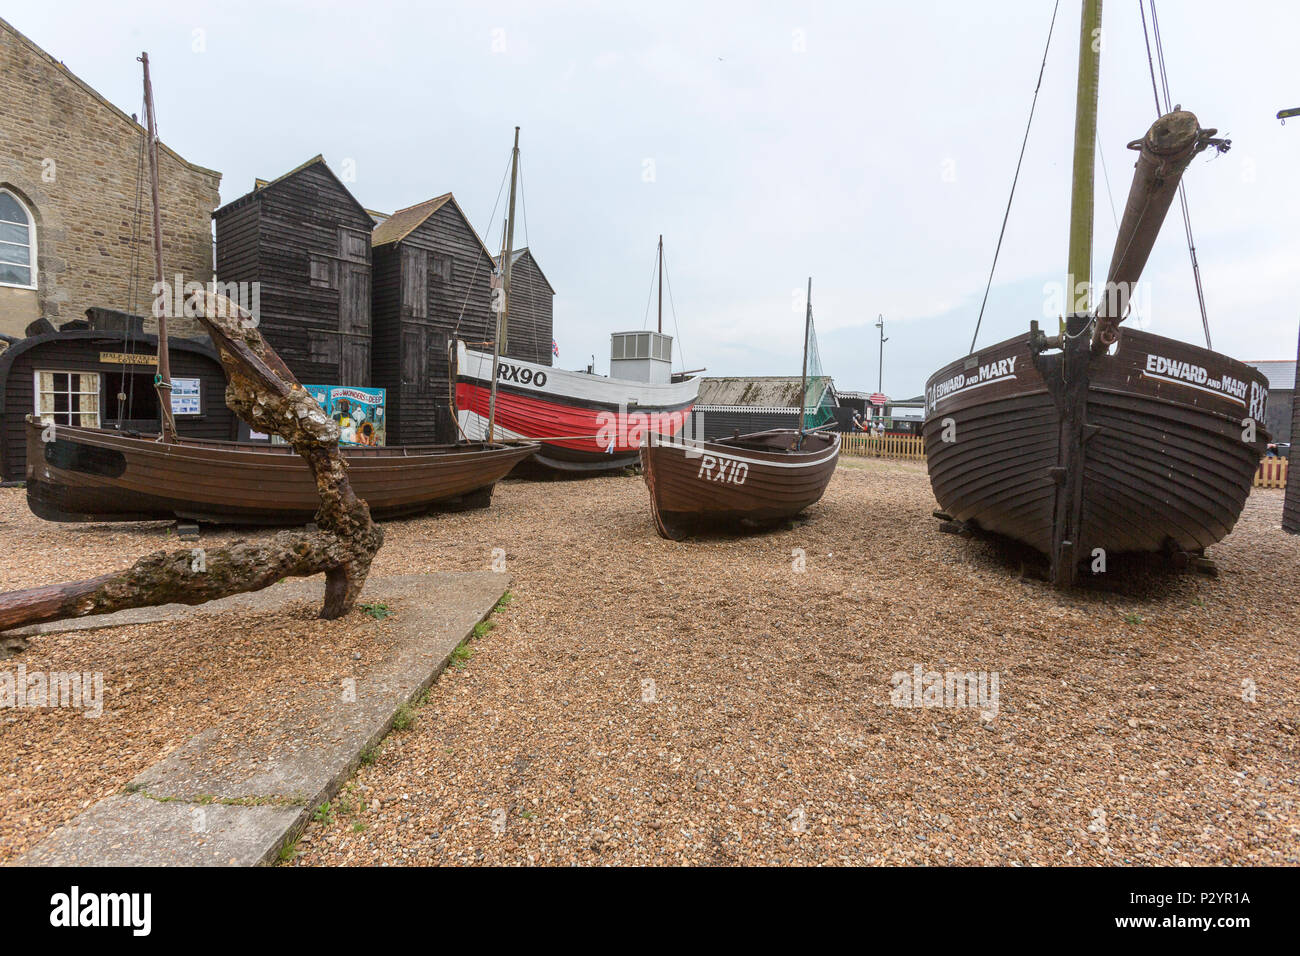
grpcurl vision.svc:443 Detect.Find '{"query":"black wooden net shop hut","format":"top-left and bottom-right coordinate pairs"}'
top-left (213, 156), bottom-right (374, 390)
top-left (370, 193), bottom-right (503, 445)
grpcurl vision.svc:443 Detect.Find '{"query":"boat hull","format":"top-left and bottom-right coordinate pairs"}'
top-left (923, 327), bottom-right (1270, 569)
top-left (639, 429), bottom-right (839, 539)
top-left (24, 419), bottom-right (538, 525)
top-left (455, 342), bottom-right (698, 473)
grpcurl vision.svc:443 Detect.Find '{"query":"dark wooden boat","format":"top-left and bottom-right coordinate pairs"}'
top-left (923, 3), bottom-right (1269, 586)
top-left (640, 278), bottom-right (838, 538)
top-left (640, 428), bottom-right (839, 539)
top-left (25, 417), bottom-right (537, 524)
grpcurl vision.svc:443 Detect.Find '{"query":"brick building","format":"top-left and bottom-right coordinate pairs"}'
top-left (0, 16), bottom-right (221, 339)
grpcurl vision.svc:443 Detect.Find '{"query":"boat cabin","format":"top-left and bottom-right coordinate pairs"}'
top-left (610, 331), bottom-right (674, 384)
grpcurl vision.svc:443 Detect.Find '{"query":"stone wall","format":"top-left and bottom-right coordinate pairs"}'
top-left (0, 17), bottom-right (221, 339)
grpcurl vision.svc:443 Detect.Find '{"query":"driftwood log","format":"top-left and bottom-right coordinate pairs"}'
top-left (0, 291), bottom-right (384, 636)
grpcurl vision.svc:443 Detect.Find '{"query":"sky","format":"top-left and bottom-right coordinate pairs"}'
top-left (11, 0), bottom-right (1300, 398)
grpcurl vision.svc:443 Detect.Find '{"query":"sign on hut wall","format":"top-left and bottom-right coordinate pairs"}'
top-left (100, 351), bottom-right (157, 366)
top-left (305, 384), bottom-right (387, 446)
top-left (172, 377), bottom-right (202, 415)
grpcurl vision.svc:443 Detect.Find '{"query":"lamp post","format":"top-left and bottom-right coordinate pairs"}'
top-left (875, 313), bottom-right (888, 395)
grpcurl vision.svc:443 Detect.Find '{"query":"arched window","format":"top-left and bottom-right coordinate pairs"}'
top-left (0, 189), bottom-right (36, 289)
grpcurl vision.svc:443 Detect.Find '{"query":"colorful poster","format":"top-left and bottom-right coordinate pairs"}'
top-left (304, 385), bottom-right (387, 446)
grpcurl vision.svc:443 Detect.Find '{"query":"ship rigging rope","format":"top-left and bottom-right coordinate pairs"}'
top-left (640, 245), bottom-right (688, 373)
top-left (640, 246), bottom-right (659, 331)
top-left (661, 252), bottom-right (686, 374)
top-left (1140, 0), bottom-right (1213, 349)
top-left (969, 0), bottom-right (1061, 353)
top-left (449, 150), bottom-right (512, 443)
top-left (516, 154), bottom-right (543, 366)
top-left (452, 151), bottom-right (512, 339)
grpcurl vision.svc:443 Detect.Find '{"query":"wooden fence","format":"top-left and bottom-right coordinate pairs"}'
top-left (839, 432), bottom-right (926, 461)
top-left (1255, 457), bottom-right (1288, 489)
top-left (838, 432), bottom-right (1288, 488)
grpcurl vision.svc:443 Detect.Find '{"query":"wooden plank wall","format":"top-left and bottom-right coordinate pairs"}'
top-left (372, 202), bottom-right (497, 444)
top-left (502, 250), bottom-right (554, 367)
top-left (214, 162), bottom-right (374, 388)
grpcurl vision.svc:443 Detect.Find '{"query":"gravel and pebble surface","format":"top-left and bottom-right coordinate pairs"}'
top-left (3, 459), bottom-right (1298, 865)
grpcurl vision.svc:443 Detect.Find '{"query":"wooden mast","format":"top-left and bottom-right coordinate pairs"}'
top-left (140, 52), bottom-right (175, 442)
top-left (488, 127), bottom-right (520, 443)
top-left (657, 235), bottom-right (664, 334)
top-left (799, 277), bottom-right (812, 436)
top-left (1037, 0), bottom-right (1104, 588)
top-left (1065, 0), bottom-right (1102, 324)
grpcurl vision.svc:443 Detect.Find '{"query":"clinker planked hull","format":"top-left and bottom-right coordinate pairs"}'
top-left (923, 327), bottom-right (1270, 571)
top-left (25, 419), bottom-right (538, 525)
top-left (639, 429), bottom-right (839, 539)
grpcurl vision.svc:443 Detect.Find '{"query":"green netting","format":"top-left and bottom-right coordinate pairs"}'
top-left (801, 310), bottom-right (834, 429)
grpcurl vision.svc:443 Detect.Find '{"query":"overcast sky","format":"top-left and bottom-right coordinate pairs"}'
top-left (15, 1), bottom-right (1300, 397)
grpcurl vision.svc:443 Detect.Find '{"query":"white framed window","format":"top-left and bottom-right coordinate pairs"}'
top-left (0, 189), bottom-right (36, 289)
top-left (35, 371), bottom-right (101, 428)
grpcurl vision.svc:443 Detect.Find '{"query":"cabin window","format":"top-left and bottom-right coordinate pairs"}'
top-left (611, 335), bottom-right (625, 360)
top-left (35, 371), bottom-right (101, 428)
top-left (0, 189), bottom-right (36, 289)
top-left (635, 333), bottom-right (650, 359)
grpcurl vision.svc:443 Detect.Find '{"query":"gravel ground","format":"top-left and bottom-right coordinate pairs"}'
top-left (0, 499), bottom-right (401, 862)
top-left (3, 460), bottom-right (1298, 865)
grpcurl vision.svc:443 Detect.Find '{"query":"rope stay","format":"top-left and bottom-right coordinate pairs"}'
top-left (1140, 0), bottom-right (1213, 349)
top-left (969, 0), bottom-right (1061, 353)
top-left (660, 249), bottom-right (686, 373)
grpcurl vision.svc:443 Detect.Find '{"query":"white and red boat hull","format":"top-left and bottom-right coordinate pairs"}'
top-left (455, 342), bottom-right (699, 472)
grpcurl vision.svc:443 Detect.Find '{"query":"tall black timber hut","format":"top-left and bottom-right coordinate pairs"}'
top-left (370, 194), bottom-right (501, 444)
top-left (493, 247), bottom-right (556, 367)
top-left (213, 156), bottom-right (374, 388)
top-left (0, 314), bottom-right (233, 482)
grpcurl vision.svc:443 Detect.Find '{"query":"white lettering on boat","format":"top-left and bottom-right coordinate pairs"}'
top-left (925, 355), bottom-right (1018, 415)
top-left (696, 453), bottom-right (749, 485)
top-left (1143, 353), bottom-right (1256, 408)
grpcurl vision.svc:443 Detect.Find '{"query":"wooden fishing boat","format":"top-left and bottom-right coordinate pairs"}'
top-left (923, 1), bottom-right (1270, 587)
top-left (455, 236), bottom-right (699, 472)
top-left (640, 278), bottom-right (839, 538)
top-left (455, 341), bottom-right (698, 472)
top-left (25, 418), bottom-right (537, 524)
top-left (640, 428), bottom-right (839, 539)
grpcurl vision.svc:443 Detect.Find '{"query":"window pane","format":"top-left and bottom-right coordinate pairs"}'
top-left (0, 193), bottom-right (24, 223)
top-left (0, 241), bottom-right (30, 265)
top-left (0, 221), bottom-right (27, 244)
top-left (637, 333), bottom-right (649, 358)
top-left (0, 262), bottom-right (30, 285)
top-left (611, 336), bottom-right (624, 359)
